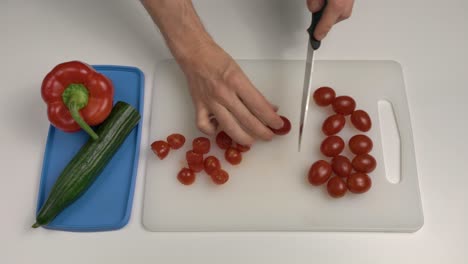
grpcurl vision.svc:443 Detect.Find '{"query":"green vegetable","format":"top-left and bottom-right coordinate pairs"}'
top-left (33, 101), bottom-right (141, 228)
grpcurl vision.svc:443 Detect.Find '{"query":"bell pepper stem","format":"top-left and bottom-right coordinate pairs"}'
top-left (62, 84), bottom-right (99, 140)
top-left (68, 102), bottom-right (99, 140)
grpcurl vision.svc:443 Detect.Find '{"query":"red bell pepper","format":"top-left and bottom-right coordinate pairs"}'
top-left (41, 61), bottom-right (114, 140)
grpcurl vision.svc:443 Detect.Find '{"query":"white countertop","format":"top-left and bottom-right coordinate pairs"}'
top-left (2, 0), bottom-right (467, 263)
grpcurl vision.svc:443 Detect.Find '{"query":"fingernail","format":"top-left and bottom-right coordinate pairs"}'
top-left (271, 119), bottom-right (284, 130)
top-left (309, 0), bottom-right (322, 12)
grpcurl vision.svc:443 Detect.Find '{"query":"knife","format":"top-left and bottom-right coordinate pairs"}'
top-left (298, 1), bottom-right (327, 151)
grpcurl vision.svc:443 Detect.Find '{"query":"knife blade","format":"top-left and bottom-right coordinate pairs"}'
top-left (298, 1), bottom-right (327, 151)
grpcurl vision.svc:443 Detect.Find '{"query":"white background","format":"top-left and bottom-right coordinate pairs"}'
top-left (2, 0), bottom-right (467, 263)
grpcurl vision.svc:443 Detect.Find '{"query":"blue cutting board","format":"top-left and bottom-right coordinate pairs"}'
top-left (36, 65), bottom-right (144, 232)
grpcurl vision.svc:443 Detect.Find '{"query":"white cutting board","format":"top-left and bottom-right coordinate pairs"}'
top-left (142, 60), bottom-right (423, 232)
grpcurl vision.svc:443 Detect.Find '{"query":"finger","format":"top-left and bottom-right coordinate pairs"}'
top-left (337, 1), bottom-right (354, 22)
top-left (195, 103), bottom-right (217, 135)
top-left (231, 73), bottom-right (283, 129)
top-left (223, 96), bottom-right (275, 141)
top-left (313, 2), bottom-right (342, 40)
top-left (210, 102), bottom-right (254, 146)
top-left (271, 104), bottom-right (279, 112)
top-left (307, 0), bottom-right (325, 13)
top-left (241, 97), bottom-right (279, 112)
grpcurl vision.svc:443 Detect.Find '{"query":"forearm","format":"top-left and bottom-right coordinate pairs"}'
top-left (142, 0), bottom-right (214, 65)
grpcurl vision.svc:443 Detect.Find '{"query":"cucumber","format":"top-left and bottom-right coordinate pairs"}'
top-left (33, 101), bottom-right (141, 228)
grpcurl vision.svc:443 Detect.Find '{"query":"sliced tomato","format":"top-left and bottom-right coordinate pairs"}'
top-left (167, 133), bottom-right (186, 149)
top-left (151, 140), bottom-right (170, 160)
top-left (177, 167), bottom-right (196, 185)
top-left (193, 137), bottom-right (211, 154)
top-left (204, 156), bottom-right (221, 176)
top-left (210, 169), bottom-right (229, 184)
top-left (216, 131), bottom-right (233, 149)
top-left (225, 147), bottom-right (242, 165)
top-left (186, 150), bottom-right (204, 172)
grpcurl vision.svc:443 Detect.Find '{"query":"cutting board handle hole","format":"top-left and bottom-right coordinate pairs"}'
top-left (378, 100), bottom-right (401, 184)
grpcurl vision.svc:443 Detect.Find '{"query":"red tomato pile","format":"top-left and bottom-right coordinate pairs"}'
top-left (150, 115), bottom-right (291, 186)
top-left (309, 86), bottom-right (376, 198)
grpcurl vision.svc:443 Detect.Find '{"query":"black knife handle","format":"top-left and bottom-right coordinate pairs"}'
top-left (307, 0), bottom-right (328, 50)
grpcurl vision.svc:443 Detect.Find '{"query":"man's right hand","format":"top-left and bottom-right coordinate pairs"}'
top-left (307, 0), bottom-right (355, 40)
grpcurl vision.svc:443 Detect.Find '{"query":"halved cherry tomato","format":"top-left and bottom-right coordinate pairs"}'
top-left (347, 173), bottom-right (372, 193)
top-left (193, 137), bottom-right (211, 154)
top-left (349, 134), bottom-right (373, 155)
top-left (322, 114), bottom-right (345, 136)
top-left (177, 168), bottom-right (196, 185)
top-left (352, 154), bottom-right (377, 173)
top-left (216, 131), bottom-right (232, 149)
top-left (332, 96), bottom-right (356, 115)
top-left (327, 177), bottom-right (347, 198)
top-left (234, 143), bottom-right (251, 152)
top-left (225, 147), bottom-right (242, 165)
top-left (269, 115), bottom-right (291, 135)
top-left (210, 169), bottom-right (229, 185)
top-left (151, 140), bottom-right (170, 160)
top-left (320, 135), bottom-right (345, 157)
top-left (351, 110), bottom-right (372, 132)
top-left (313, 86), bottom-right (336, 106)
top-left (167, 133), bottom-right (186, 149)
top-left (186, 150), bottom-right (204, 172)
top-left (204, 156), bottom-right (221, 176)
top-left (331, 155), bottom-right (352, 178)
top-left (307, 160), bottom-right (332, 186)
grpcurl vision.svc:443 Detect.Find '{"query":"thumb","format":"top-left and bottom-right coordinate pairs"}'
top-left (195, 103), bottom-right (217, 135)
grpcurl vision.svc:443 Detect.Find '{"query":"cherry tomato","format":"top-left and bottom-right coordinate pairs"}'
top-left (186, 150), bottom-right (204, 172)
top-left (320, 135), bottom-right (345, 157)
top-left (269, 115), bottom-right (291, 136)
top-left (332, 96), bottom-right (356, 115)
top-left (351, 110), bottom-right (372, 132)
top-left (352, 154), bottom-right (377, 173)
top-left (313, 86), bottom-right (336, 106)
top-left (307, 160), bottom-right (332, 186)
top-left (322, 114), bottom-right (345, 136)
top-left (210, 169), bottom-right (229, 184)
top-left (193, 137), bottom-right (211, 154)
top-left (204, 156), bottom-right (221, 176)
top-left (349, 134), bottom-right (373, 155)
top-left (167, 133), bottom-right (185, 149)
top-left (177, 168), bottom-right (196, 185)
top-left (347, 173), bottom-right (372, 193)
top-left (151, 140), bottom-right (170, 160)
top-left (234, 143), bottom-right (251, 152)
top-left (225, 147), bottom-right (242, 165)
top-left (216, 131), bottom-right (233, 149)
top-left (327, 177), bottom-right (347, 198)
top-left (331, 155), bottom-right (353, 178)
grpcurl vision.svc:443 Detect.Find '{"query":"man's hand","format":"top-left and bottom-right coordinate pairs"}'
top-left (180, 42), bottom-right (283, 146)
top-left (142, 0), bottom-right (283, 146)
top-left (307, 0), bottom-right (354, 40)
